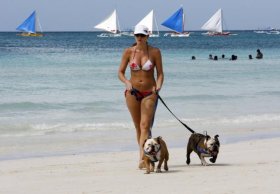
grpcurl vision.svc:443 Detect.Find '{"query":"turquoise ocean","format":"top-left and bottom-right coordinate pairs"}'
top-left (0, 31), bottom-right (280, 160)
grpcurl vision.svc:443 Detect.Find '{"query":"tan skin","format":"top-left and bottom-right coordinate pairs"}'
top-left (118, 34), bottom-right (164, 168)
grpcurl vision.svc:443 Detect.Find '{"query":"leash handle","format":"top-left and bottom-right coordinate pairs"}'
top-left (157, 94), bottom-right (195, 134)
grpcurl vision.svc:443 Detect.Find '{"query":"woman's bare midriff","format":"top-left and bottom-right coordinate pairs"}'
top-left (130, 70), bottom-right (156, 91)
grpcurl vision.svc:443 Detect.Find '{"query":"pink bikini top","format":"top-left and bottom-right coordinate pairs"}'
top-left (129, 46), bottom-right (154, 71)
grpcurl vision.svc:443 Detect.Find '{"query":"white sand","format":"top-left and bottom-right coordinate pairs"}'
top-left (0, 138), bottom-right (279, 194)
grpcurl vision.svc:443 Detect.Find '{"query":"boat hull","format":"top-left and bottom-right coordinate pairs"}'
top-left (164, 32), bottom-right (190, 37)
top-left (149, 34), bottom-right (160, 37)
top-left (97, 33), bottom-right (122, 37)
top-left (202, 31), bottom-right (230, 36)
top-left (17, 33), bottom-right (43, 37)
top-left (208, 32), bottom-right (230, 36)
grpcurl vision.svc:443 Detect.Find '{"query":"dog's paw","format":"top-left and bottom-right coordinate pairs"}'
top-left (164, 166), bottom-right (168, 171)
top-left (156, 168), bottom-right (162, 173)
top-left (209, 158), bottom-right (216, 163)
top-left (186, 159), bottom-right (190, 165)
top-left (201, 162), bottom-right (209, 166)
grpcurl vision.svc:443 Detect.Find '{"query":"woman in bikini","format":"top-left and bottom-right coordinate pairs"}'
top-left (118, 25), bottom-right (164, 169)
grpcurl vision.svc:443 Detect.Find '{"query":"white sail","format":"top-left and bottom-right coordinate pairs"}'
top-left (95, 10), bottom-right (119, 34)
top-left (136, 10), bottom-right (159, 37)
top-left (136, 10), bottom-right (153, 34)
top-left (35, 13), bottom-right (43, 33)
top-left (201, 9), bottom-right (223, 33)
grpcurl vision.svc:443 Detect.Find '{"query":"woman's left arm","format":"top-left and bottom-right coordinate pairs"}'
top-left (154, 48), bottom-right (164, 92)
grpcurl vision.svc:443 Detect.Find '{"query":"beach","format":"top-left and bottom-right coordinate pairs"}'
top-left (0, 137), bottom-right (279, 194)
top-left (1, 31), bottom-right (280, 193)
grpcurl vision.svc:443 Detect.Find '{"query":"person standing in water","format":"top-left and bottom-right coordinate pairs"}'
top-left (118, 25), bottom-right (164, 169)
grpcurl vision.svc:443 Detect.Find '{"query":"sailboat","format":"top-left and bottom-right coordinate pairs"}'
top-left (161, 7), bottom-right (190, 37)
top-left (135, 10), bottom-right (159, 37)
top-left (201, 8), bottom-right (230, 36)
top-left (16, 11), bottom-right (43, 37)
top-left (94, 9), bottom-right (121, 37)
top-left (254, 27), bottom-right (280, 34)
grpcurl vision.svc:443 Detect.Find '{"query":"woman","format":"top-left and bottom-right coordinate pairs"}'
top-left (118, 25), bottom-right (164, 169)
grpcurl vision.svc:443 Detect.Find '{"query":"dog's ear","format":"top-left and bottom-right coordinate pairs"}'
top-left (156, 136), bottom-right (162, 144)
top-left (214, 135), bottom-right (219, 141)
top-left (214, 135), bottom-right (220, 146)
top-left (206, 135), bottom-right (211, 140)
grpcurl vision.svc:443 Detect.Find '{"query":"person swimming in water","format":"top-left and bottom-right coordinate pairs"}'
top-left (256, 49), bottom-right (263, 59)
top-left (118, 25), bottom-right (164, 169)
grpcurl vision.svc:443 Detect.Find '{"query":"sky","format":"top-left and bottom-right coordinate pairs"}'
top-left (0, 0), bottom-right (279, 31)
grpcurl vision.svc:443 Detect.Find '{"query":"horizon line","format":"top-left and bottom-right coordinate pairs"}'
top-left (0, 29), bottom-right (260, 33)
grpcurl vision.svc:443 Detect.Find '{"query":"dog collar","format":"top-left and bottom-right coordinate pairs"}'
top-left (144, 145), bottom-right (161, 162)
top-left (196, 145), bottom-right (209, 154)
top-left (145, 154), bottom-right (158, 162)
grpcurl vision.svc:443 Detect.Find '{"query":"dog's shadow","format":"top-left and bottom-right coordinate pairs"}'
top-left (164, 169), bottom-right (182, 173)
top-left (160, 163), bottom-right (233, 174)
top-left (209, 163), bottom-right (233, 167)
top-left (170, 163), bottom-right (233, 169)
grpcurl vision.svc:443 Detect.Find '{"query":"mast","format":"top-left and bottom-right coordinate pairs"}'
top-left (116, 9), bottom-right (121, 33)
top-left (35, 12), bottom-right (43, 33)
top-left (154, 11), bottom-right (159, 36)
top-left (182, 8), bottom-right (185, 32)
top-left (221, 9), bottom-right (224, 32)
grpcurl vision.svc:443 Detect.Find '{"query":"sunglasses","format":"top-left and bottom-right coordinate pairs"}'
top-left (135, 34), bottom-right (147, 38)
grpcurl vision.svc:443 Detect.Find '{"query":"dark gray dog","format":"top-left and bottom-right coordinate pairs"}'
top-left (186, 133), bottom-right (220, 166)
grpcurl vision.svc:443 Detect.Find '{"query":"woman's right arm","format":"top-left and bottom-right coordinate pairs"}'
top-left (118, 48), bottom-right (132, 90)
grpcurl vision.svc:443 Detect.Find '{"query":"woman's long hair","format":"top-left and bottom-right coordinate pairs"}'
top-left (131, 42), bottom-right (149, 47)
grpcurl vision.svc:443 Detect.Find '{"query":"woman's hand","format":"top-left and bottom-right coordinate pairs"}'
top-left (156, 87), bottom-right (161, 93)
top-left (125, 80), bottom-right (133, 91)
top-left (153, 86), bottom-right (161, 94)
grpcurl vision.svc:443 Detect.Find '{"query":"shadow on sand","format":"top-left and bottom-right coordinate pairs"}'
top-left (170, 163), bottom-right (233, 168)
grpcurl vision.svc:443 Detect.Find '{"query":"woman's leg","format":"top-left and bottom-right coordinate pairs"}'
top-left (125, 92), bottom-right (142, 164)
top-left (139, 93), bottom-right (158, 159)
